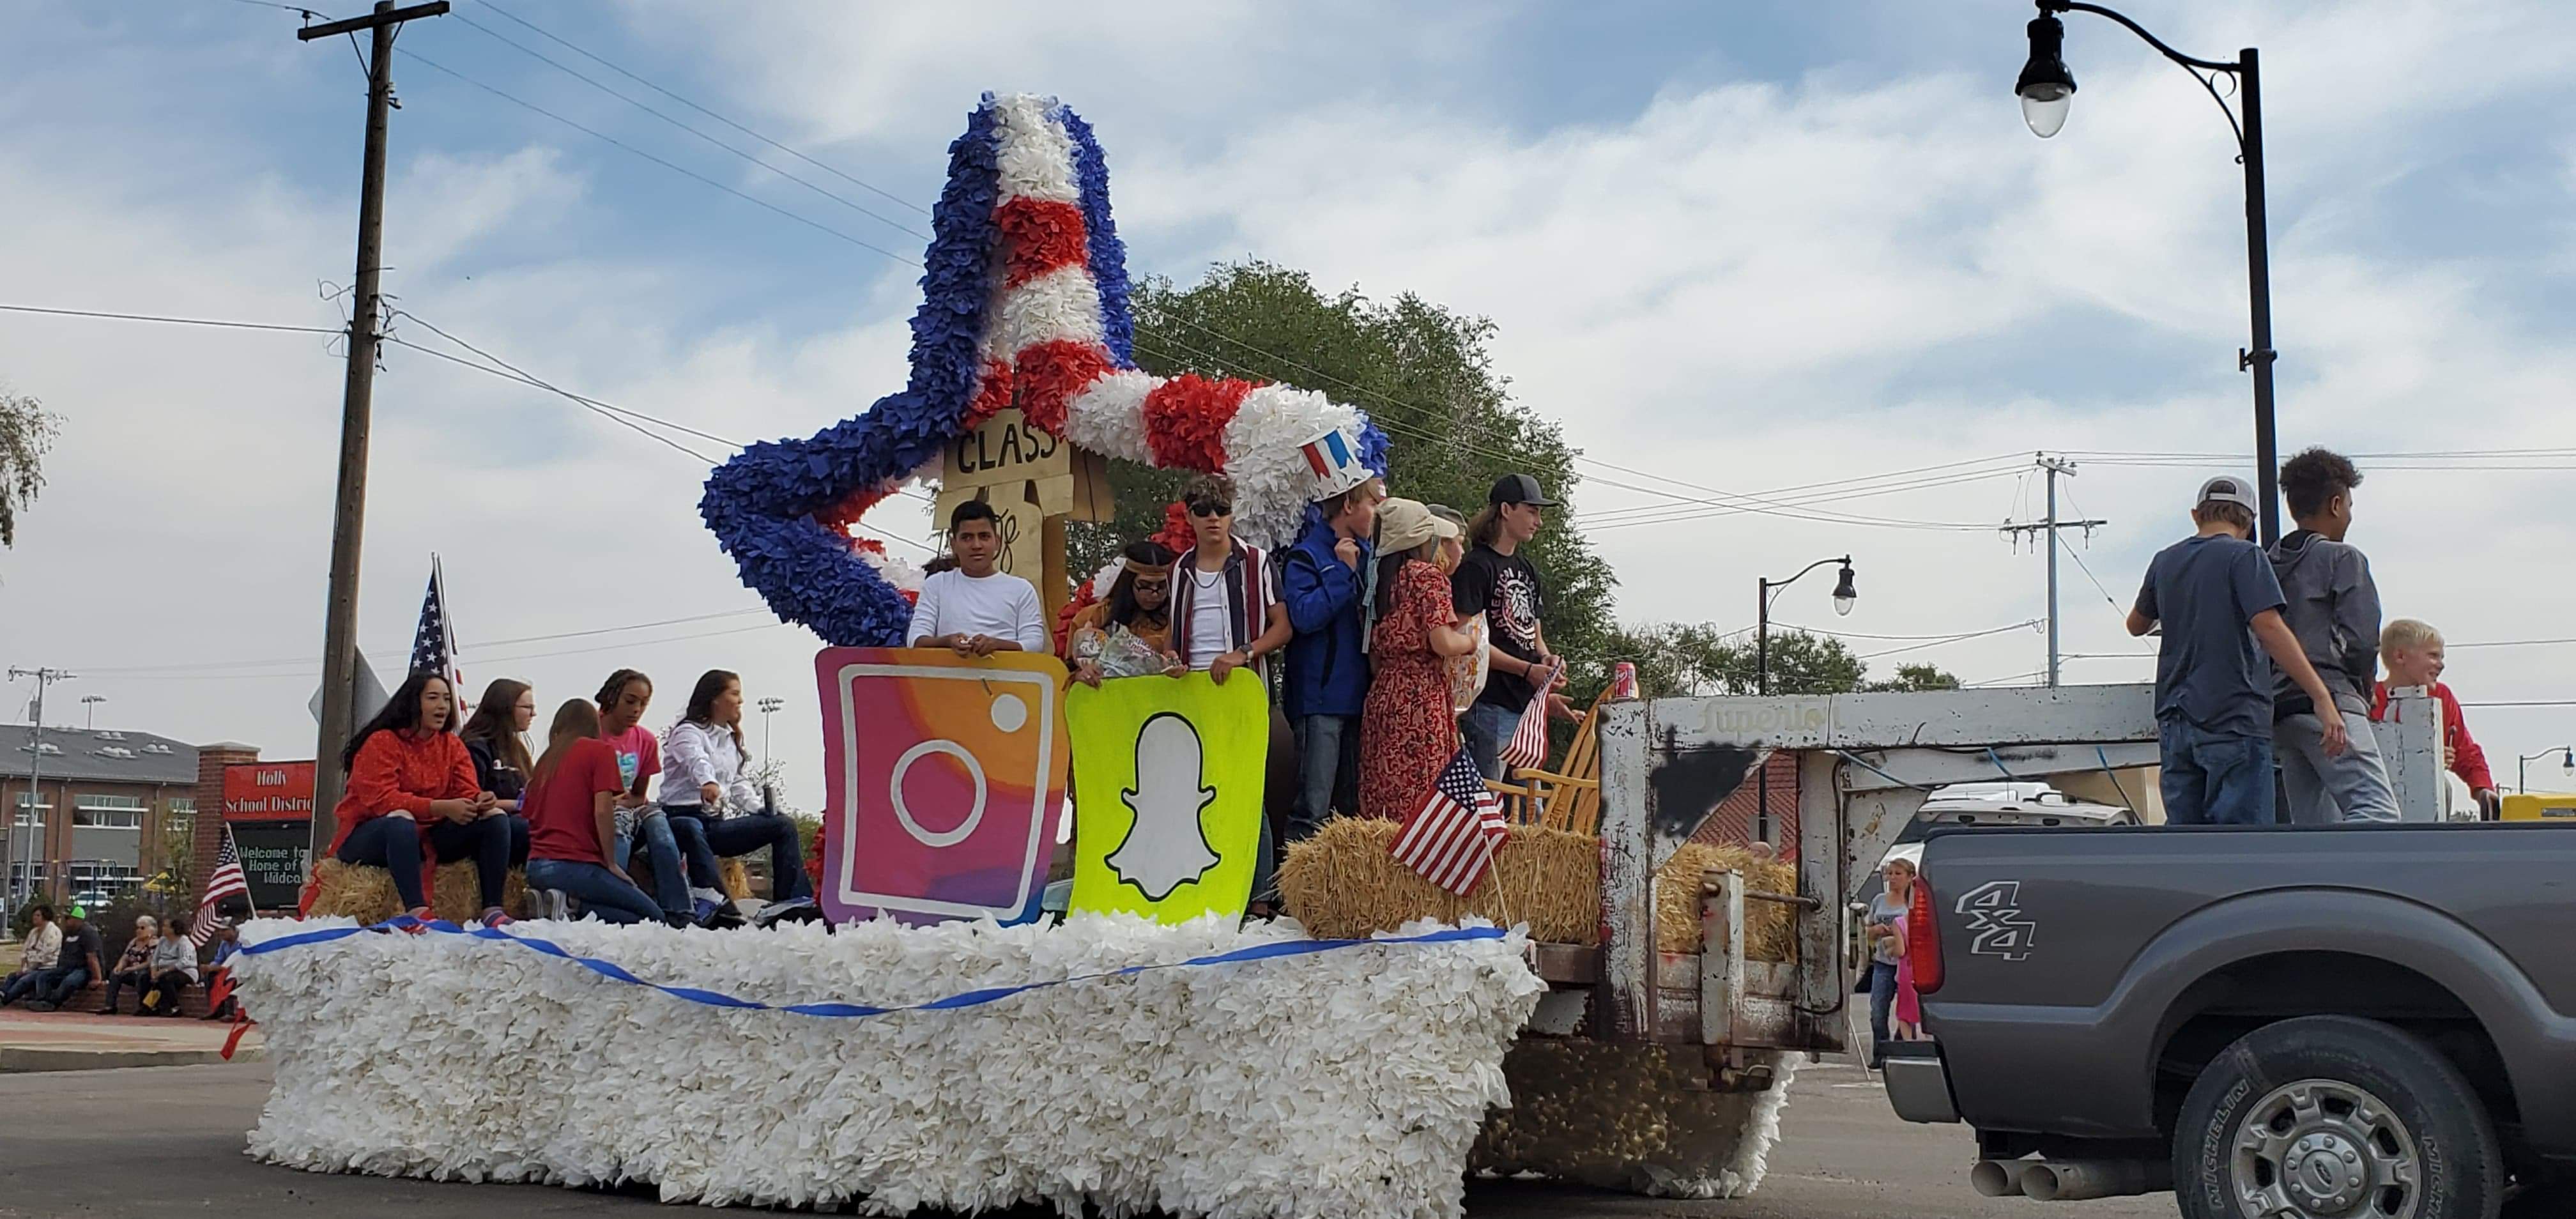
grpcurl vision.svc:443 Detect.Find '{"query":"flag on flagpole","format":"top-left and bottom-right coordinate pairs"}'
top-left (411, 555), bottom-right (462, 691)
top-left (1498, 659), bottom-right (1564, 774)
top-left (1389, 747), bottom-right (1510, 896)
top-left (192, 824), bottom-right (250, 947)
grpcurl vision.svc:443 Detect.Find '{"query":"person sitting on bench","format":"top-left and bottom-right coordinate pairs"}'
top-left (138, 913), bottom-right (201, 1016)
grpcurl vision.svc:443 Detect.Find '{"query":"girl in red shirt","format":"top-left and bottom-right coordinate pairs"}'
top-left (521, 700), bottom-right (666, 925)
top-left (318, 671), bottom-right (512, 926)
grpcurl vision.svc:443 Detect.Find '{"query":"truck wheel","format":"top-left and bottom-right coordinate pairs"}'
top-left (2174, 1015), bottom-right (2503, 1219)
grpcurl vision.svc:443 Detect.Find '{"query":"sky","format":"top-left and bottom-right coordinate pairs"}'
top-left (4, 0), bottom-right (2575, 811)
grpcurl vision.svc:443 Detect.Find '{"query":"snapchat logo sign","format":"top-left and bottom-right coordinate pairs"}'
top-left (1068, 673), bottom-right (1268, 923)
top-left (816, 647), bottom-right (1070, 926)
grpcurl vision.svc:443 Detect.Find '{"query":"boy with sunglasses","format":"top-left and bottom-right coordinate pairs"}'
top-left (1168, 476), bottom-right (1292, 685)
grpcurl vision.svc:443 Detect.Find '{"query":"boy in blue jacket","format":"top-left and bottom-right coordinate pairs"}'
top-left (1279, 471), bottom-right (1383, 848)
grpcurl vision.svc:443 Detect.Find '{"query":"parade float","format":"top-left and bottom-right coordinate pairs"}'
top-left (233, 93), bottom-right (1873, 1216)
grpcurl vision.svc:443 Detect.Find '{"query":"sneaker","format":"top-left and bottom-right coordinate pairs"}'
top-left (538, 889), bottom-right (571, 921)
top-left (692, 896), bottom-right (719, 923)
top-left (698, 900), bottom-right (749, 930)
top-left (26, 1001), bottom-right (56, 1013)
top-left (480, 910), bottom-right (515, 930)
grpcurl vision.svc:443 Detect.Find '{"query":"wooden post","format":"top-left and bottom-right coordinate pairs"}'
top-left (1041, 513), bottom-right (1070, 623)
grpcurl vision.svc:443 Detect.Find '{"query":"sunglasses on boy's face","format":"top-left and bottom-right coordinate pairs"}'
top-left (1187, 501), bottom-right (1232, 518)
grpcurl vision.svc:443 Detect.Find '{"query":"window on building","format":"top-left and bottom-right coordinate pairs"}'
top-left (63, 861), bottom-right (143, 894)
top-left (10, 792), bottom-right (51, 829)
top-left (73, 793), bottom-right (147, 829)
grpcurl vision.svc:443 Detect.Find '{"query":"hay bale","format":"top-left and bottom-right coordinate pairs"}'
top-left (1658, 844), bottom-right (1797, 961)
top-left (1277, 820), bottom-right (1598, 944)
top-left (1279, 820), bottom-right (1797, 962)
top-left (307, 859), bottom-right (531, 924)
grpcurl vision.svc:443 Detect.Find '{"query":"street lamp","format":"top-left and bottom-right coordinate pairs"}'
top-left (1757, 557), bottom-right (1858, 697)
top-left (80, 694), bottom-right (105, 730)
top-left (2518, 747), bottom-right (2575, 795)
top-left (2014, 1), bottom-right (2284, 546)
top-left (757, 696), bottom-right (785, 762)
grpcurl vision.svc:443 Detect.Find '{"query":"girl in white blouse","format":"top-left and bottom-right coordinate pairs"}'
top-left (661, 670), bottom-right (812, 914)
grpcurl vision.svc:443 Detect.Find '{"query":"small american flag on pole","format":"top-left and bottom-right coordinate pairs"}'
top-left (1389, 747), bottom-right (1510, 896)
top-left (192, 824), bottom-right (250, 947)
top-left (411, 555), bottom-right (462, 691)
top-left (1498, 659), bottom-right (1565, 774)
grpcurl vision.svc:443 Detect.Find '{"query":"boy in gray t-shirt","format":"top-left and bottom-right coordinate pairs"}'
top-left (2128, 475), bottom-right (2347, 825)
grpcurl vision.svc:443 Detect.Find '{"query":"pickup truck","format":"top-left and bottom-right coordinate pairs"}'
top-left (1885, 823), bottom-right (2576, 1219)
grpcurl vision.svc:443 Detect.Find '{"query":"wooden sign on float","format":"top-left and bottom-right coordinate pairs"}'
top-left (934, 408), bottom-right (1114, 618)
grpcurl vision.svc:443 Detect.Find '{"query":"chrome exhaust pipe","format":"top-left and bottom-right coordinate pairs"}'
top-left (2018, 1158), bottom-right (2171, 1202)
top-left (1969, 1160), bottom-right (2024, 1197)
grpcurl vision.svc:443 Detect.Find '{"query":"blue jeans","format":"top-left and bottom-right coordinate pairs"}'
top-left (2159, 719), bottom-right (2277, 826)
top-left (335, 814), bottom-right (434, 909)
top-left (425, 815), bottom-right (521, 912)
top-left (1289, 714), bottom-right (1359, 842)
top-left (608, 808), bottom-right (699, 917)
top-left (1462, 702), bottom-right (1519, 781)
top-left (1867, 960), bottom-right (1900, 1066)
top-left (664, 806), bottom-right (811, 903)
top-left (524, 858), bottom-right (664, 925)
top-left (4, 965), bottom-right (88, 1006)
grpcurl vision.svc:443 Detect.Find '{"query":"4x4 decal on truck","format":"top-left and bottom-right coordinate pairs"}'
top-left (1954, 880), bottom-right (2035, 960)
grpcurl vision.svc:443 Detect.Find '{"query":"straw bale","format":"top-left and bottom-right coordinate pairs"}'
top-left (1278, 820), bottom-right (1797, 962)
top-left (307, 859), bottom-right (530, 924)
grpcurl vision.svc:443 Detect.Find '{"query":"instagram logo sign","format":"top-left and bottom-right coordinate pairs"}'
top-left (814, 647), bottom-right (1070, 925)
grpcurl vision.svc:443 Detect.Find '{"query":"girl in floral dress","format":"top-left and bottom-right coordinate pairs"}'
top-left (1359, 500), bottom-right (1480, 822)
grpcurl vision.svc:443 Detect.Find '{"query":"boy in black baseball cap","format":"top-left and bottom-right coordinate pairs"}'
top-left (1453, 474), bottom-right (1568, 779)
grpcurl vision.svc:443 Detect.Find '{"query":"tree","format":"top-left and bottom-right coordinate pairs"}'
top-left (1, 391), bottom-right (61, 548)
top-left (1071, 261), bottom-right (1620, 684)
top-left (1604, 624), bottom-right (1957, 698)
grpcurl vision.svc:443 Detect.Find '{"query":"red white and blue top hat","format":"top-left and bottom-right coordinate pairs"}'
top-left (1299, 425), bottom-right (1372, 502)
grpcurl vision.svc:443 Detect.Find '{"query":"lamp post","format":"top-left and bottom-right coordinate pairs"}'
top-left (2015, 1), bottom-right (2283, 546)
top-left (2518, 747), bottom-right (2575, 795)
top-left (1753, 558), bottom-right (1855, 849)
top-left (81, 694), bottom-right (105, 730)
top-left (1756, 557), bottom-right (1858, 696)
top-left (758, 696), bottom-right (785, 763)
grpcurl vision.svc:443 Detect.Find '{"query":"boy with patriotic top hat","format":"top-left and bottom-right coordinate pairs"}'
top-left (1278, 425), bottom-right (1383, 848)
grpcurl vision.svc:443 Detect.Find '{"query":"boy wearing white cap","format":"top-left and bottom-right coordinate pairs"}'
top-left (2127, 475), bottom-right (2348, 825)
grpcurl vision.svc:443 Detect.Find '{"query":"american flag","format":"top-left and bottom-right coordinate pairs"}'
top-left (410, 556), bottom-right (462, 691)
top-left (1390, 747), bottom-right (1510, 896)
top-left (1498, 659), bottom-right (1565, 774)
top-left (193, 824), bottom-right (250, 947)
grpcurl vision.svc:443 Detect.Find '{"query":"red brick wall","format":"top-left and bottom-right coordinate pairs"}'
top-left (1689, 751), bottom-right (1800, 862)
top-left (192, 744), bottom-right (259, 909)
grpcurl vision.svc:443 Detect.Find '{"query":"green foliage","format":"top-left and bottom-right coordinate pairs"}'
top-left (1864, 663), bottom-right (1964, 693)
top-left (1603, 625), bottom-right (1956, 698)
top-left (1072, 259), bottom-right (1618, 681)
top-left (1, 390), bottom-right (61, 549)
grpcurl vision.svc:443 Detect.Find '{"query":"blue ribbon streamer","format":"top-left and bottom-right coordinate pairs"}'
top-left (240, 919), bottom-right (1508, 1019)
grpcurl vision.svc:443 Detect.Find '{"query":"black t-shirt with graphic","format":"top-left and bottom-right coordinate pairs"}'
top-left (1452, 544), bottom-right (1546, 712)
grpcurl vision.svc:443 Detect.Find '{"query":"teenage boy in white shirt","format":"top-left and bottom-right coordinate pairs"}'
top-left (909, 499), bottom-right (1048, 654)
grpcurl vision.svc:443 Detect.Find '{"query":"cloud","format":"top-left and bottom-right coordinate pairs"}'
top-left (8, 0), bottom-right (2576, 812)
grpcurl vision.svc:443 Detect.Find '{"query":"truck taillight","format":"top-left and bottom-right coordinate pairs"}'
top-left (1909, 878), bottom-right (1943, 994)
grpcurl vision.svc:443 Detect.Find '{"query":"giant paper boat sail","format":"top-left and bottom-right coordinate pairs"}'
top-left (702, 93), bottom-right (1389, 646)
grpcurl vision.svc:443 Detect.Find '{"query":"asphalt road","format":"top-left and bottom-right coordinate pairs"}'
top-left (0, 1059), bottom-right (2174, 1218)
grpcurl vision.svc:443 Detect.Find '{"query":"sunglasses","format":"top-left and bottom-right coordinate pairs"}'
top-left (1187, 501), bottom-right (1232, 518)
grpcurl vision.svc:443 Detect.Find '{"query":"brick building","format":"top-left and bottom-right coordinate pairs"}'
top-left (1, 724), bottom-right (201, 903)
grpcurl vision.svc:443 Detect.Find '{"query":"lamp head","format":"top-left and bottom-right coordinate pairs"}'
top-left (1831, 562), bottom-right (1858, 617)
top-left (2017, 13), bottom-right (2078, 138)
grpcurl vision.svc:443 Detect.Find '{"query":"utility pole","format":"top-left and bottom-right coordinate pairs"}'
top-left (300, 1), bottom-right (449, 858)
top-left (1998, 455), bottom-right (2106, 687)
top-left (6, 667), bottom-right (75, 915)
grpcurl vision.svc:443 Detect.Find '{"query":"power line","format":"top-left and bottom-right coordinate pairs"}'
top-left (1775, 622), bottom-right (2035, 642)
top-left (445, 10), bottom-right (930, 243)
top-left (0, 303), bottom-right (340, 335)
top-left (476, 0), bottom-right (929, 218)
top-left (86, 621), bottom-right (801, 684)
top-left (394, 48), bottom-right (921, 266)
top-left (1857, 620), bottom-right (2042, 660)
